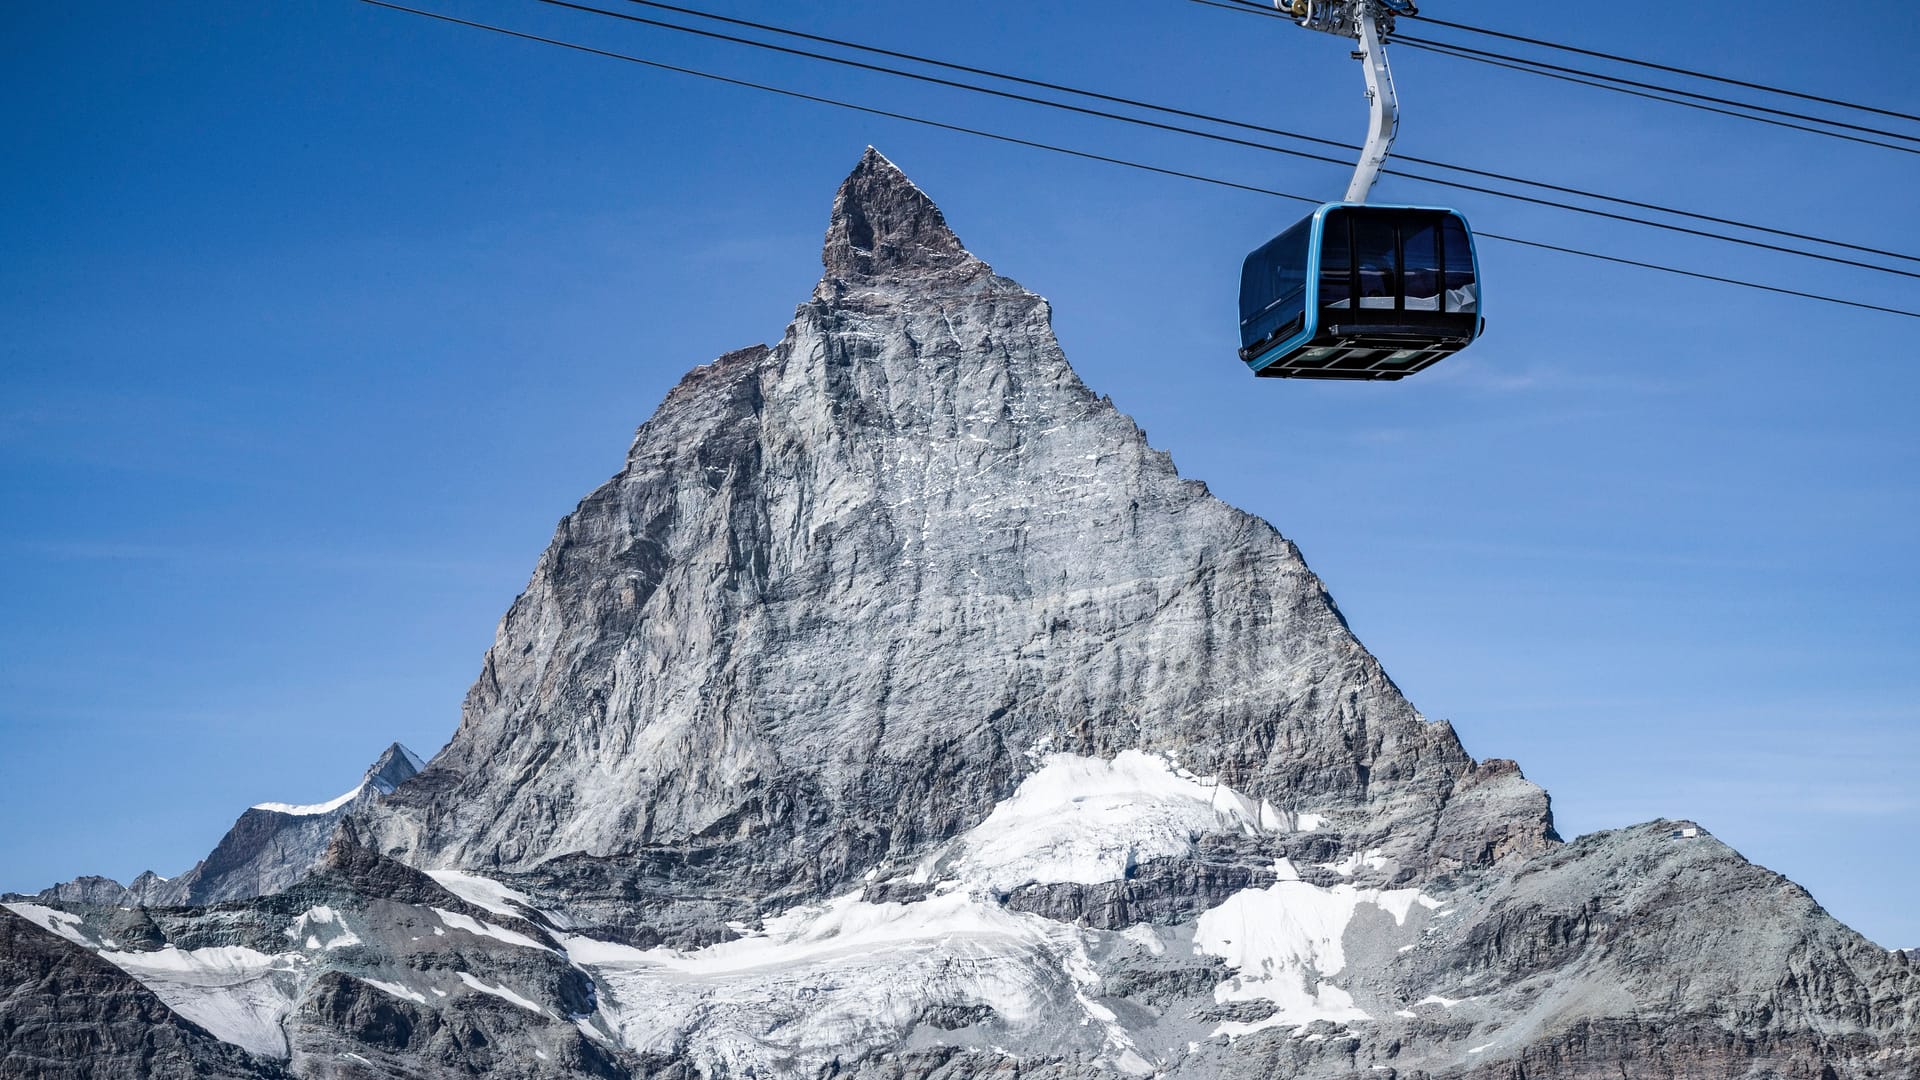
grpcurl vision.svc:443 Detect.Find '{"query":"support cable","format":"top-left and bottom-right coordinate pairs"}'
top-left (520, 0), bottom-right (1920, 278)
top-left (590, 0), bottom-right (1919, 263)
top-left (353, 0), bottom-right (1920, 320)
top-left (1398, 39), bottom-right (1920, 157)
top-left (1185, 0), bottom-right (1920, 151)
top-left (1407, 11), bottom-right (1920, 126)
top-left (1394, 34), bottom-right (1920, 148)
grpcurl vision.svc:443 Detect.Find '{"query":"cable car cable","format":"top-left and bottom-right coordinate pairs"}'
top-left (1405, 12), bottom-right (1920, 126)
top-left (1185, 0), bottom-right (1920, 153)
top-left (1392, 35), bottom-right (1920, 148)
top-left (1396, 39), bottom-right (1920, 158)
top-left (355, 1), bottom-right (1325, 202)
top-left (1187, 0), bottom-right (1920, 129)
top-left (579, 0), bottom-right (1920, 264)
top-left (1469, 233), bottom-right (1919, 321)
top-left (351, 0), bottom-right (1920, 321)
top-left (522, 0), bottom-right (1920, 278)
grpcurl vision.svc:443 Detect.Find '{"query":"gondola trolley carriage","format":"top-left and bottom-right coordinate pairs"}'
top-left (1239, 0), bottom-right (1486, 381)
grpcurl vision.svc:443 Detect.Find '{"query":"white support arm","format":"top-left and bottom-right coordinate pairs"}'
top-left (1344, 3), bottom-right (1400, 203)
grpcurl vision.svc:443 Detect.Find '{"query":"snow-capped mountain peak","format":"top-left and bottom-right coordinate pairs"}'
top-left (3, 150), bottom-right (1912, 1079)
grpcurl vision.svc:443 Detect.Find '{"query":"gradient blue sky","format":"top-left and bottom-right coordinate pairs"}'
top-left (4, 1), bottom-right (1915, 946)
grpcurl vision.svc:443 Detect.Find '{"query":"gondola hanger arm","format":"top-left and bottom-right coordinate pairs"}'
top-left (1279, 0), bottom-right (1410, 203)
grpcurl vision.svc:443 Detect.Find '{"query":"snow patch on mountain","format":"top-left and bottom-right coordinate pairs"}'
top-left (288, 905), bottom-right (361, 950)
top-left (1195, 858), bottom-right (1441, 1038)
top-left (4, 902), bottom-right (97, 948)
top-left (432, 907), bottom-right (549, 951)
top-left (457, 972), bottom-right (550, 1016)
top-left (251, 787), bottom-right (361, 816)
top-left (1323, 848), bottom-right (1392, 877)
top-left (363, 976), bottom-right (429, 1005)
top-left (563, 887), bottom-right (1147, 1074)
top-left (552, 750), bottom-right (1302, 1072)
top-left (937, 750), bottom-right (1279, 893)
top-left (98, 944), bottom-right (305, 1058)
top-left (426, 869), bottom-right (554, 923)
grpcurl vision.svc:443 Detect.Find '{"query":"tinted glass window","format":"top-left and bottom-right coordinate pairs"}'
top-left (1402, 219), bottom-right (1442, 311)
top-left (1239, 215), bottom-right (1314, 348)
top-left (1319, 209), bottom-right (1352, 312)
top-left (1441, 216), bottom-right (1477, 313)
top-left (1265, 228), bottom-right (1310, 311)
top-left (1354, 218), bottom-right (1399, 310)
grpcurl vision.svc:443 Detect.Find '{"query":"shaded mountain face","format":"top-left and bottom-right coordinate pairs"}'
top-left (2, 150), bottom-right (1912, 1079)
top-left (362, 148), bottom-right (1554, 915)
top-left (0, 908), bottom-right (288, 1080)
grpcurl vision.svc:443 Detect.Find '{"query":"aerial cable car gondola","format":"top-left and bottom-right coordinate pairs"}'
top-left (1239, 0), bottom-right (1485, 380)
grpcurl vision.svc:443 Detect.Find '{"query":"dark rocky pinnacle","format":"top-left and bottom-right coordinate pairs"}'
top-left (820, 147), bottom-right (981, 285)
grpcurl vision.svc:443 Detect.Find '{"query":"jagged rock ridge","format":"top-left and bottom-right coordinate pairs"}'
top-left (34, 743), bottom-right (427, 910)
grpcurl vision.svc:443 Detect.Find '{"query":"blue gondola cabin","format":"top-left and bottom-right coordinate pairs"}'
top-left (1239, 203), bottom-right (1484, 380)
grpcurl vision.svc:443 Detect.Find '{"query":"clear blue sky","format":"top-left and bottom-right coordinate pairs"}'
top-left (3, 1), bottom-right (1915, 946)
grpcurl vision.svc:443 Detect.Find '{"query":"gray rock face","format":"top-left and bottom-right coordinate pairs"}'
top-left (1343, 821), bottom-right (1918, 1079)
top-left (363, 147), bottom-right (1553, 918)
top-left (3, 150), bottom-right (1912, 1079)
top-left (33, 875), bottom-right (145, 908)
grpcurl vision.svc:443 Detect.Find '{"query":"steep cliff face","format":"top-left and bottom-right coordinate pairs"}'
top-left (364, 149), bottom-right (1553, 915)
top-left (3, 149), bottom-right (1911, 1079)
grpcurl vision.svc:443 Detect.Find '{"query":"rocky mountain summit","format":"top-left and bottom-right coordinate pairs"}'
top-left (3, 149), bottom-right (1913, 1079)
top-left (361, 146), bottom-right (1553, 931)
